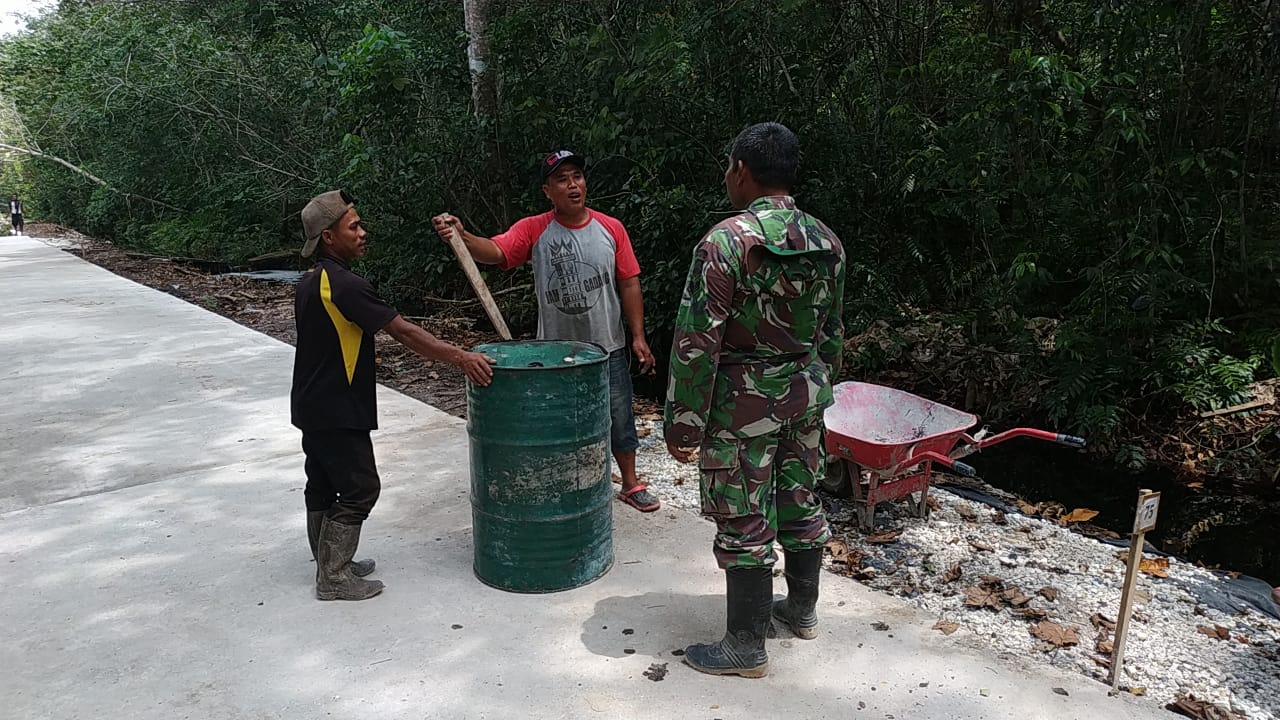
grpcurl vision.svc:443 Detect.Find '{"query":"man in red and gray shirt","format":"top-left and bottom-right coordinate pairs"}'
top-left (434, 150), bottom-right (660, 513)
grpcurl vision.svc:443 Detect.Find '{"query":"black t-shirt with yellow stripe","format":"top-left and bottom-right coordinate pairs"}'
top-left (291, 255), bottom-right (397, 431)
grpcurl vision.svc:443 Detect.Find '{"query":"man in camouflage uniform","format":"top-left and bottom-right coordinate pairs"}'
top-left (664, 122), bottom-right (845, 678)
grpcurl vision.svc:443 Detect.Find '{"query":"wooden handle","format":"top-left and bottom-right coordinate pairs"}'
top-left (436, 216), bottom-right (512, 341)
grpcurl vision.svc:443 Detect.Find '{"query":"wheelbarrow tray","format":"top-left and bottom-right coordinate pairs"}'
top-left (824, 381), bottom-right (977, 474)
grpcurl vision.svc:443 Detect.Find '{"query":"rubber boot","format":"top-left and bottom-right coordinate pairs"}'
top-left (315, 517), bottom-right (384, 601)
top-left (308, 511), bottom-right (375, 577)
top-left (772, 548), bottom-right (822, 639)
top-left (684, 567), bottom-right (772, 678)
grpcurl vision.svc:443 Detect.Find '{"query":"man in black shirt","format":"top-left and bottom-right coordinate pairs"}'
top-left (292, 190), bottom-right (494, 601)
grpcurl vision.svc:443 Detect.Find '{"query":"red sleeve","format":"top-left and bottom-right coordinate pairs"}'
top-left (491, 213), bottom-right (552, 271)
top-left (596, 212), bottom-right (641, 280)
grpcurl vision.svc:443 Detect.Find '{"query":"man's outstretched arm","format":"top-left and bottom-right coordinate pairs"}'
top-left (382, 315), bottom-right (495, 386)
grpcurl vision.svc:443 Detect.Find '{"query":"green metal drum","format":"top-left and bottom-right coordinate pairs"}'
top-left (467, 340), bottom-right (613, 592)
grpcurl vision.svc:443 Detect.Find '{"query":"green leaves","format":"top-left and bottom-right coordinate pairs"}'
top-left (2, 0), bottom-right (1276, 448)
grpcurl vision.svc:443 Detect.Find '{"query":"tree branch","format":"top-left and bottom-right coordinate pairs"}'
top-left (0, 142), bottom-right (185, 212)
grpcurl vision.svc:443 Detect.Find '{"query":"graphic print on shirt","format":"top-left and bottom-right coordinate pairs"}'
top-left (542, 234), bottom-right (611, 316)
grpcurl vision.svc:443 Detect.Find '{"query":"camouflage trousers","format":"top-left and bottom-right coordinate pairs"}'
top-left (698, 415), bottom-right (831, 569)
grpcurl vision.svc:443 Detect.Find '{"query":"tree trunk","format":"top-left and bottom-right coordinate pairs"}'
top-left (464, 0), bottom-right (496, 118)
top-left (462, 0), bottom-right (509, 227)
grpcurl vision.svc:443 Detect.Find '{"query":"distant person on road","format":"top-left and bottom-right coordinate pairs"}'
top-left (432, 150), bottom-right (661, 514)
top-left (292, 189), bottom-right (495, 602)
top-left (9, 194), bottom-right (23, 235)
top-left (664, 123), bottom-right (846, 677)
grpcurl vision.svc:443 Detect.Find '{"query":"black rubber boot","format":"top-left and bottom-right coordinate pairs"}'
top-left (315, 517), bottom-right (385, 601)
top-left (684, 567), bottom-right (772, 678)
top-left (308, 511), bottom-right (375, 577)
top-left (772, 548), bottom-right (822, 640)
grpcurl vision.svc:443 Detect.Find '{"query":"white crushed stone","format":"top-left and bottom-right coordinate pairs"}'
top-left (620, 419), bottom-right (1280, 719)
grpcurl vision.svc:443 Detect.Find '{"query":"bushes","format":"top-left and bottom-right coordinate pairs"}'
top-left (2, 0), bottom-right (1278, 443)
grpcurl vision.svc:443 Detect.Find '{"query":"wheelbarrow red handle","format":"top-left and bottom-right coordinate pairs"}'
top-left (973, 428), bottom-right (1087, 450)
top-left (906, 448), bottom-right (972, 476)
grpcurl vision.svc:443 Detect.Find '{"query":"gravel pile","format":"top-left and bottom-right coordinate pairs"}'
top-left (623, 419), bottom-right (1280, 719)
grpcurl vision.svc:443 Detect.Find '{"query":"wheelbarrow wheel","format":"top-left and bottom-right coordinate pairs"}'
top-left (819, 455), bottom-right (853, 498)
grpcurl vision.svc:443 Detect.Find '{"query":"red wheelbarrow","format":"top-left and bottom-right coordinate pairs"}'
top-left (821, 381), bottom-right (1085, 531)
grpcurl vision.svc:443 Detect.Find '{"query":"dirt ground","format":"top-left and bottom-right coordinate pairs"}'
top-left (28, 224), bottom-right (674, 420)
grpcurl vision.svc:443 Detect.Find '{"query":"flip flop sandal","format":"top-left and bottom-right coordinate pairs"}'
top-left (618, 485), bottom-right (661, 512)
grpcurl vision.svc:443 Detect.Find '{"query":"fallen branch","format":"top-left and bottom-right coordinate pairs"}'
top-left (1198, 398), bottom-right (1271, 419)
top-left (422, 283), bottom-right (532, 306)
top-left (0, 142), bottom-right (186, 213)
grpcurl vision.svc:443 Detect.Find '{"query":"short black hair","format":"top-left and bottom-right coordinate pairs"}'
top-left (729, 122), bottom-right (800, 189)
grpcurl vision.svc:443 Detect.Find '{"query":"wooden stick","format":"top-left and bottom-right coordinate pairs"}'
top-left (1197, 398), bottom-right (1270, 419)
top-left (1110, 525), bottom-right (1144, 692)
top-left (435, 216), bottom-right (512, 340)
top-left (1110, 489), bottom-right (1160, 694)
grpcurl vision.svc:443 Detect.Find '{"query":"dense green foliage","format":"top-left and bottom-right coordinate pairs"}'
top-left (2, 0), bottom-right (1278, 448)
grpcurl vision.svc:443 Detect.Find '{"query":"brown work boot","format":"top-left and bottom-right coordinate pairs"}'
top-left (308, 511), bottom-right (375, 577)
top-left (315, 517), bottom-right (384, 601)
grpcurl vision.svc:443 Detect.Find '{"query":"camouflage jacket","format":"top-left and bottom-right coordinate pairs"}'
top-left (664, 195), bottom-right (845, 446)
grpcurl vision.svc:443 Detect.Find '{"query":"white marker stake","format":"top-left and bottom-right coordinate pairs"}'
top-left (1110, 489), bottom-right (1161, 693)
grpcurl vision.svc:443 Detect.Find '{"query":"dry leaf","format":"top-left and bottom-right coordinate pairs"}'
top-left (969, 539), bottom-right (995, 552)
top-left (1090, 613), bottom-right (1117, 632)
top-left (673, 476), bottom-right (685, 486)
top-left (824, 538), bottom-right (866, 574)
top-left (611, 473), bottom-right (622, 485)
top-left (1038, 586), bottom-right (1059, 602)
top-left (825, 538), bottom-right (852, 562)
top-left (1038, 502), bottom-right (1067, 521)
top-left (1060, 508), bottom-right (1100, 524)
top-left (1128, 687), bottom-right (1147, 696)
top-left (1139, 557), bottom-right (1171, 578)
top-left (1012, 607), bottom-right (1049, 620)
top-left (1001, 588), bottom-right (1032, 607)
top-left (1029, 621), bottom-right (1080, 648)
top-left (957, 505), bottom-right (978, 522)
top-left (926, 496), bottom-right (942, 512)
top-left (978, 575), bottom-right (1005, 590)
top-left (1096, 636), bottom-right (1114, 655)
top-left (933, 620), bottom-right (960, 635)
top-left (992, 509), bottom-right (1008, 525)
top-left (941, 563), bottom-right (963, 583)
top-left (1015, 500), bottom-right (1039, 516)
top-left (1166, 692), bottom-right (1241, 720)
top-left (866, 529), bottom-right (903, 544)
top-left (1196, 625), bottom-right (1230, 641)
top-left (963, 586), bottom-right (1003, 611)
top-left (1077, 524), bottom-right (1121, 540)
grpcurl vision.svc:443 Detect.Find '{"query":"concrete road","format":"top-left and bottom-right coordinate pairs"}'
top-left (0, 237), bottom-right (1166, 719)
